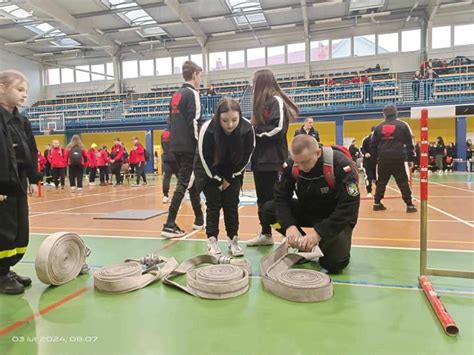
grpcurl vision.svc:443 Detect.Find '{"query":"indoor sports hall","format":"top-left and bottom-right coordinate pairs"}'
top-left (0, 1), bottom-right (473, 355)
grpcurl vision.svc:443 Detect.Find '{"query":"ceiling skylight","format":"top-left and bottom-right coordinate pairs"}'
top-left (226, 0), bottom-right (267, 26)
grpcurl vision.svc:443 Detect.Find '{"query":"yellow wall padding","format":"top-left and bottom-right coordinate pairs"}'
top-left (79, 131), bottom-right (145, 151)
top-left (288, 121), bottom-right (336, 145)
top-left (35, 134), bottom-right (66, 150)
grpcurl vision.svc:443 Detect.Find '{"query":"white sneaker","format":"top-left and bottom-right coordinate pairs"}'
top-left (89, 182), bottom-right (96, 186)
top-left (131, 183), bottom-right (139, 187)
top-left (71, 187), bottom-right (76, 193)
top-left (77, 188), bottom-right (83, 192)
top-left (162, 196), bottom-right (169, 204)
top-left (207, 237), bottom-right (221, 255)
top-left (366, 192), bottom-right (373, 198)
top-left (228, 236), bottom-right (244, 257)
top-left (247, 233), bottom-right (274, 247)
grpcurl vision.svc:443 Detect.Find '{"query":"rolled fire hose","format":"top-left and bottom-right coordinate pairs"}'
top-left (35, 232), bottom-right (91, 286)
top-left (163, 255), bottom-right (251, 299)
top-left (94, 253), bottom-right (178, 294)
top-left (260, 240), bottom-right (333, 302)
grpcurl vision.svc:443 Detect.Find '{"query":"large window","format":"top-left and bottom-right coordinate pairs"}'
top-left (378, 32), bottom-right (398, 53)
top-left (91, 64), bottom-right (105, 81)
top-left (47, 68), bottom-right (60, 85)
top-left (267, 45), bottom-right (285, 65)
top-left (247, 47), bottom-right (265, 68)
top-left (287, 42), bottom-right (305, 63)
top-left (310, 40), bottom-right (329, 61)
top-left (401, 29), bottom-right (420, 52)
top-left (190, 54), bottom-right (203, 68)
top-left (454, 24), bottom-right (474, 46)
top-left (332, 38), bottom-right (351, 58)
top-left (155, 57), bottom-right (172, 76)
top-left (209, 51), bottom-right (227, 71)
top-left (354, 34), bottom-right (376, 56)
top-left (75, 65), bottom-right (90, 83)
top-left (228, 50), bottom-right (245, 69)
top-left (173, 56), bottom-right (189, 74)
top-left (106, 62), bottom-right (114, 79)
top-left (122, 60), bottom-right (138, 79)
top-left (432, 26), bottom-right (451, 49)
top-left (139, 59), bottom-right (154, 76)
top-left (60, 68), bottom-right (74, 84)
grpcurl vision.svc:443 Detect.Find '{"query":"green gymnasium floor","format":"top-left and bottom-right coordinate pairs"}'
top-left (1, 234), bottom-right (473, 355)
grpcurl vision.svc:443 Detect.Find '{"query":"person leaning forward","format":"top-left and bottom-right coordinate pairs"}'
top-left (259, 135), bottom-right (360, 274)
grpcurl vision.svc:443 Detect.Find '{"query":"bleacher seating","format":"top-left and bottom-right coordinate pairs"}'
top-left (25, 59), bottom-right (474, 130)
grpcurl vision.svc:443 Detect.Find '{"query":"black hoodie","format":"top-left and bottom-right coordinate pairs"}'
top-left (371, 115), bottom-right (415, 162)
top-left (194, 117), bottom-right (255, 192)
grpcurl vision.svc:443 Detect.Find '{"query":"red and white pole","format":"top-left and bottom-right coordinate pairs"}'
top-left (418, 108), bottom-right (459, 336)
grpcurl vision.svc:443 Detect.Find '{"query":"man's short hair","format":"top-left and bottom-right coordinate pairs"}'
top-left (304, 116), bottom-right (313, 122)
top-left (291, 135), bottom-right (319, 155)
top-left (182, 60), bottom-right (202, 81)
top-left (383, 105), bottom-right (397, 119)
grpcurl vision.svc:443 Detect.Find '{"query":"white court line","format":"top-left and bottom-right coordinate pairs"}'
top-left (30, 232), bottom-right (474, 253)
top-left (30, 212), bottom-right (108, 215)
top-left (29, 185), bottom-right (159, 206)
top-left (29, 191), bottom-right (157, 218)
top-left (246, 276), bottom-right (473, 295)
top-left (412, 178), bottom-right (474, 193)
top-left (386, 185), bottom-right (474, 228)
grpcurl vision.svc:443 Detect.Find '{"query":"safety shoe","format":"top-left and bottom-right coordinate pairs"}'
top-left (406, 205), bottom-right (418, 213)
top-left (207, 237), bottom-right (222, 255)
top-left (162, 196), bottom-right (169, 204)
top-left (373, 203), bottom-right (387, 211)
top-left (9, 271), bottom-right (32, 287)
top-left (192, 215), bottom-right (205, 230)
top-left (161, 224), bottom-right (186, 239)
top-left (0, 273), bottom-right (25, 295)
top-left (228, 236), bottom-right (244, 257)
top-left (247, 233), bottom-right (274, 246)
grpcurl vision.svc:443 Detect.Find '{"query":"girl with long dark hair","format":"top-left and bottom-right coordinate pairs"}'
top-left (194, 98), bottom-right (255, 256)
top-left (247, 68), bottom-right (299, 246)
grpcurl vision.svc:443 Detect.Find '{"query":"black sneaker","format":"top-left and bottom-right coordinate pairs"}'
top-left (406, 205), bottom-right (417, 213)
top-left (373, 203), bottom-right (387, 211)
top-left (9, 271), bottom-right (32, 287)
top-left (161, 224), bottom-right (186, 239)
top-left (192, 215), bottom-right (205, 230)
top-left (0, 273), bottom-right (25, 295)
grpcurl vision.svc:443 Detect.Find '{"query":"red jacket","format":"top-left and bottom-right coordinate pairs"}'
top-left (133, 143), bottom-right (145, 163)
top-left (37, 152), bottom-right (47, 173)
top-left (97, 150), bottom-right (109, 167)
top-left (129, 149), bottom-right (137, 165)
top-left (110, 144), bottom-right (124, 162)
top-left (88, 149), bottom-right (98, 168)
top-left (64, 147), bottom-right (89, 167)
top-left (48, 146), bottom-right (67, 168)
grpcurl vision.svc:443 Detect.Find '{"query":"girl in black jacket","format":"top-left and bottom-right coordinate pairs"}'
top-left (247, 68), bottom-right (299, 246)
top-left (194, 98), bottom-right (255, 256)
top-left (0, 70), bottom-right (38, 295)
top-left (435, 136), bottom-right (446, 174)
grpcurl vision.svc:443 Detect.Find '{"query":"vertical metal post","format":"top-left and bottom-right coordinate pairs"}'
top-left (419, 109), bottom-right (429, 275)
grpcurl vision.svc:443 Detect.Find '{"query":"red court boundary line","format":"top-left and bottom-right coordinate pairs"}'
top-left (0, 236), bottom-right (188, 337)
top-left (0, 287), bottom-right (89, 337)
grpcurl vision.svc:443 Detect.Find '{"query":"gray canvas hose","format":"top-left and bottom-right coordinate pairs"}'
top-left (260, 240), bottom-right (333, 302)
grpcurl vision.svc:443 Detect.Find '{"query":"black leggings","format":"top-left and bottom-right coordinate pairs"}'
top-left (89, 167), bottom-right (97, 183)
top-left (162, 161), bottom-right (178, 197)
top-left (136, 161), bottom-right (146, 184)
top-left (111, 162), bottom-right (122, 184)
top-left (52, 167), bottom-right (65, 187)
top-left (69, 165), bottom-right (84, 188)
top-left (253, 171), bottom-right (279, 235)
top-left (99, 166), bottom-right (109, 183)
top-left (203, 178), bottom-right (241, 239)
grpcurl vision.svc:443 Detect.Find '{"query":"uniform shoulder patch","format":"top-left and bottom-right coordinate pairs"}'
top-left (346, 183), bottom-right (360, 197)
top-left (343, 165), bottom-right (352, 173)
